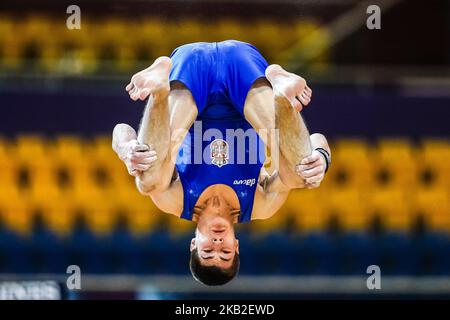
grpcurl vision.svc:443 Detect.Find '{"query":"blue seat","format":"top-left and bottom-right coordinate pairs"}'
top-left (334, 232), bottom-right (373, 275)
top-left (137, 229), bottom-right (183, 274)
top-left (0, 227), bottom-right (31, 273)
top-left (249, 232), bottom-right (298, 275)
top-left (291, 232), bottom-right (336, 275)
top-left (104, 226), bottom-right (141, 274)
top-left (368, 232), bottom-right (416, 276)
top-left (29, 226), bottom-right (68, 274)
top-left (68, 225), bottom-right (108, 274)
top-left (413, 232), bottom-right (450, 275)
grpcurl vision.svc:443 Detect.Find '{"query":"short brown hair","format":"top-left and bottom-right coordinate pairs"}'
top-left (189, 248), bottom-right (240, 286)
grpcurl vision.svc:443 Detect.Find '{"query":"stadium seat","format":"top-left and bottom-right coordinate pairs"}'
top-left (418, 139), bottom-right (450, 188)
top-left (44, 204), bottom-right (76, 236)
top-left (368, 187), bottom-right (414, 231)
top-left (216, 20), bottom-right (245, 44)
top-left (138, 19), bottom-right (172, 59)
top-left (88, 147), bottom-right (127, 189)
top-left (414, 187), bottom-right (450, 231)
top-left (52, 135), bottom-right (89, 170)
top-left (285, 188), bottom-right (329, 232)
top-left (0, 137), bottom-right (19, 189)
top-left (0, 184), bottom-right (27, 212)
top-left (113, 187), bottom-right (162, 235)
top-left (373, 138), bottom-right (418, 188)
top-left (14, 135), bottom-right (51, 169)
top-left (0, 15), bottom-right (333, 73)
top-left (171, 20), bottom-right (205, 48)
top-left (330, 139), bottom-right (375, 188)
top-left (28, 180), bottom-right (63, 212)
top-left (0, 203), bottom-right (33, 236)
top-left (326, 188), bottom-right (370, 231)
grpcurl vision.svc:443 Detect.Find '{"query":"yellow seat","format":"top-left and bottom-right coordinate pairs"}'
top-left (114, 185), bottom-right (158, 213)
top-left (52, 135), bottom-right (89, 170)
top-left (215, 20), bottom-right (245, 43)
top-left (28, 180), bottom-right (63, 211)
top-left (0, 16), bottom-right (14, 44)
top-left (170, 20), bottom-right (205, 49)
top-left (1, 205), bottom-right (33, 236)
top-left (39, 38), bottom-right (61, 72)
top-left (127, 210), bottom-right (160, 236)
top-left (414, 187), bottom-right (450, 231)
top-left (0, 186), bottom-right (32, 235)
top-left (373, 139), bottom-right (418, 188)
top-left (29, 168), bottom-right (57, 185)
top-left (44, 203), bottom-right (76, 236)
top-left (252, 21), bottom-right (287, 62)
top-left (284, 21), bottom-right (330, 66)
top-left (89, 135), bottom-right (124, 172)
top-left (70, 177), bottom-right (108, 207)
top-left (138, 19), bottom-right (171, 59)
top-left (84, 208), bottom-right (117, 236)
top-left (110, 172), bottom-right (138, 195)
top-left (22, 16), bottom-right (53, 44)
top-left (418, 139), bottom-right (450, 188)
top-left (285, 188), bottom-right (329, 232)
top-left (367, 187), bottom-right (414, 231)
top-left (23, 144), bottom-right (59, 193)
top-left (96, 19), bottom-right (131, 65)
top-left (73, 188), bottom-right (118, 236)
top-left (0, 184), bottom-right (25, 210)
top-left (110, 186), bottom-right (162, 234)
top-left (14, 135), bottom-right (51, 169)
top-left (110, 168), bottom-right (135, 190)
top-left (0, 137), bottom-right (19, 188)
top-left (21, 16), bottom-right (55, 70)
top-left (1, 20), bottom-right (24, 69)
top-left (330, 139), bottom-right (375, 188)
top-left (67, 138), bottom-right (117, 189)
top-left (326, 188), bottom-right (370, 231)
top-left (0, 166), bottom-right (16, 189)
top-left (54, 17), bottom-right (99, 73)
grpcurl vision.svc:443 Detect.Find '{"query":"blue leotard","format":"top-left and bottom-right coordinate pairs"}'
top-left (169, 40), bottom-right (269, 223)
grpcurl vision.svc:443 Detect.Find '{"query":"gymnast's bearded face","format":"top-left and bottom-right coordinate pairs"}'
top-left (191, 199), bottom-right (240, 269)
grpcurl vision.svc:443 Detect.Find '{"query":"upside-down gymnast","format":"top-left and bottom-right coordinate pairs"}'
top-left (112, 40), bottom-right (331, 286)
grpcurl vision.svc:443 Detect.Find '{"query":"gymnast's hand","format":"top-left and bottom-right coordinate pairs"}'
top-left (296, 150), bottom-right (326, 189)
top-left (118, 139), bottom-right (158, 177)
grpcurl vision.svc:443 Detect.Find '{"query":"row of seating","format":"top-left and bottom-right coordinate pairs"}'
top-left (1, 135), bottom-right (449, 186)
top-left (0, 186), bottom-right (449, 234)
top-left (1, 228), bottom-right (449, 275)
top-left (0, 136), bottom-right (448, 236)
top-left (0, 15), bottom-right (328, 72)
top-left (0, 184), bottom-right (448, 235)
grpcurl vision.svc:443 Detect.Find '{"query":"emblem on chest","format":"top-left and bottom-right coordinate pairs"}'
top-left (210, 139), bottom-right (229, 168)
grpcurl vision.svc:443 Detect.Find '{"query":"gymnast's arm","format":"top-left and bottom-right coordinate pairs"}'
top-left (250, 133), bottom-right (330, 220)
top-left (112, 123), bottom-right (184, 216)
top-left (250, 169), bottom-right (290, 220)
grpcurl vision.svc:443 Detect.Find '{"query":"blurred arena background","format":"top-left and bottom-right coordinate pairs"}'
top-left (0, 0), bottom-right (449, 299)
